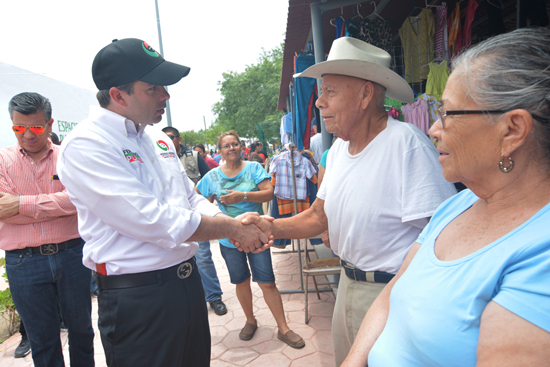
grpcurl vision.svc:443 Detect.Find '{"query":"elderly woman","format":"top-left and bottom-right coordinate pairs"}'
top-left (342, 28), bottom-right (550, 366)
top-left (195, 130), bottom-right (305, 349)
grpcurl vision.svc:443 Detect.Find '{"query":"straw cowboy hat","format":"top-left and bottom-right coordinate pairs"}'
top-left (296, 37), bottom-right (414, 104)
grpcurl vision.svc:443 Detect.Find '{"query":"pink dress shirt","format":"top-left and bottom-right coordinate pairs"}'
top-left (0, 143), bottom-right (79, 250)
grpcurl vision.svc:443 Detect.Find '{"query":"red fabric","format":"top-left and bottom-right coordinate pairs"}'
top-left (96, 263), bottom-right (107, 276)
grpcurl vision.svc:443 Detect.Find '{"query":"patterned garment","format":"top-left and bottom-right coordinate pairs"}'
top-left (271, 176), bottom-right (318, 215)
top-left (417, 93), bottom-right (439, 145)
top-left (399, 9), bottom-right (435, 83)
top-left (448, 3), bottom-right (462, 56)
top-left (434, 5), bottom-right (448, 59)
top-left (269, 151), bottom-right (317, 201)
top-left (359, 17), bottom-right (394, 69)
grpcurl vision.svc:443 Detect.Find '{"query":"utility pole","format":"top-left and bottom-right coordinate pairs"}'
top-left (203, 116), bottom-right (207, 148)
top-left (154, 0), bottom-right (172, 127)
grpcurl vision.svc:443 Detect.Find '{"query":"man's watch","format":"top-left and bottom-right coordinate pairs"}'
top-left (243, 192), bottom-right (248, 201)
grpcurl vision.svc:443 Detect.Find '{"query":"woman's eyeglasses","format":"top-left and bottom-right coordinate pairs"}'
top-left (436, 103), bottom-right (508, 129)
top-left (12, 125), bottom-right (46, 135)
top-left (221, 142), bottom-right (241, 150)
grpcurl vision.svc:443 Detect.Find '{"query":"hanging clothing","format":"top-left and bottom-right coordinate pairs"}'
top-left (426, 60), bottom-right (450, 100)
top-left (399, 9), bottom-right (435, 83)
top-left (462, 0), bottom-right (479, 48)
top-left (434, 5), bottom-right (449, 60)
top-left (345, 17), bottom-right (360, 38)
top-left (269, 151), bottom-right (317, 201)
top-left (417, 94), bottom-right (439, 128)
top-left (402, 99), bottom-right (430, 135)
top-left (359, 17), bottom-right (394, 68)
top-left (335, 17), bottom-right (346, 39)
top-left (385, 97), bottom-right (405, 122)
top-left (448, 3), bottom-right (463, 56)
top-left (294, 55), bottom-right (317, 151)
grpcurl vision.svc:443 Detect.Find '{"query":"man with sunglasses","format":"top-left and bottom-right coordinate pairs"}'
top-left (56, 38), bottom-right (271, 367)
top-left (0, 92), bottom-right (94, 367)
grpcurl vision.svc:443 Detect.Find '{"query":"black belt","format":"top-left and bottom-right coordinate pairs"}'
top-left (341, 260), bottom-right (395, 283)
top-left (96, 257), bottom-right (196, 290)
top-left (8, 238), bottom-right (83, 255)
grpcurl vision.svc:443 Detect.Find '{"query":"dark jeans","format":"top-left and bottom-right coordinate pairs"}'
top-left (98, 258), bottom-right (210, 367)
top-left (6, 239), bottom-right (94, 367)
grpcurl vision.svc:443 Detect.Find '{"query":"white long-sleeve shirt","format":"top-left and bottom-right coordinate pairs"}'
top-left (58, 106), bottom-right (220, 275)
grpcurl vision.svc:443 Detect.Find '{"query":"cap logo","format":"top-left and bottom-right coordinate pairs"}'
top-left (142, 42), bottom-right (160, 57)
top-left (156, 140), bottom-right (169, 151)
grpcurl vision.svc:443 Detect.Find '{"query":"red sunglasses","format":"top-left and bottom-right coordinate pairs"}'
top-left (12, 125), bottom-right (46, 135)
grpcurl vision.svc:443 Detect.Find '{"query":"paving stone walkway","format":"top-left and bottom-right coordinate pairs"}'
top-left (0, 241), bottom-right (336, 366)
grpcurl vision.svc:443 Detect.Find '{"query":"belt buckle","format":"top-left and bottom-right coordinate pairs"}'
top-left (40, 243), bottom-right (59, 255)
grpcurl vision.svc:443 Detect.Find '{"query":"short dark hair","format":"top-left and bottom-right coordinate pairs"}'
top-left (8, 92), bottom-right (52, 120)
top-left (162, 126), bottom-right (180, 136)
top-left (194, 143), bottom-right (206, 153)
top-left (96, 81), bottom-right (137, 108)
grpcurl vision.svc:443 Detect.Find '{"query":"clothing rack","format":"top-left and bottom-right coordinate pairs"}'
top-left (272, 143), bottom-right (329, 296)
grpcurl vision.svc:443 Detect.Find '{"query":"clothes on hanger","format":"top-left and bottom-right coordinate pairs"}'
top-left (294, 54), bottom-right (317, 151)
top-left (463, 0), bottom-right (479, 48)
top-left (384, 97), bottom-right (405, 122)
top-left (402, 99), bottom-right (430, 135)
top-left (434, 5), bottom-right (449, 60)
top-left (359, 17), bottom-right (394, 68)
top-left (280, 113), bottom-right (292, 146)
top-left (448, 3), bottom-right (463, 56)
top-left (399, 9), bottom-right (435, 83)
top-left (426, 60), bottom-right (450, 100)
top-left (269, 150), bottom-right (317, 201)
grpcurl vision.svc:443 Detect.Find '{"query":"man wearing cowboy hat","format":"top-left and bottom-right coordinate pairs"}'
top-left (57, 38), bottom-right (273, 367)
top-left (241, 37), bottom-right (456, 365)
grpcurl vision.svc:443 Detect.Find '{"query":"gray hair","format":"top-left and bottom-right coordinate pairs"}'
top-left (451, 28), bottom-right (550, 164)
top-left (8, 92), bottom-right (52, 121)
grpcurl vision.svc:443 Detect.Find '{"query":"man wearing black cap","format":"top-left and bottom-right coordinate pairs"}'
top-left (57, 38), bottom-right (272, 367)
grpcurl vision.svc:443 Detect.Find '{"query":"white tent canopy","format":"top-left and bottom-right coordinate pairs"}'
top-left (0, 62), bottom-right (98, 149)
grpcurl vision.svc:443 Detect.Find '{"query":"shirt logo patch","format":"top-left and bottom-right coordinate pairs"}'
top-left (123, 149), bottom-right (144, 163)
top-left (156, 140), bottom-right (169, 151)
top-left (161, 151), bottom-right (176, 159)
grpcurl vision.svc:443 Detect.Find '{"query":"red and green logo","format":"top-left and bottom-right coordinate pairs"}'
top-left (156, 140), bottom-right (169, 151)
top-left (142, 42), bottom-right (160, 57)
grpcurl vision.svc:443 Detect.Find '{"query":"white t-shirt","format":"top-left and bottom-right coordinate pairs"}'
top-left (318, 117), bottom-right (456, 273)
top-left (309, 133), bottom-right (324, 164)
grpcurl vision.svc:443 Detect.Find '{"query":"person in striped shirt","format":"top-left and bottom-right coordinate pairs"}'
top-left (0, 92), bottom-right (94, 367)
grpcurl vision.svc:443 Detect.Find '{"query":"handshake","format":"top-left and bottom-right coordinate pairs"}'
top-left (230, 212), bottom-right (275, 253)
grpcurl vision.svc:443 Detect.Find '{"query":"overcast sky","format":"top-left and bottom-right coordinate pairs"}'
top-left (1, 0), bottom-right (288, 135)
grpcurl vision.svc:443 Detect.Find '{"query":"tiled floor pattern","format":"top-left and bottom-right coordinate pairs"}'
top-left (0, 241), bottom-right (336, 366)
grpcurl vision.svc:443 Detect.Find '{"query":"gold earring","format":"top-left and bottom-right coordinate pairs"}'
top-left (499, 155), bottom-right (514, 173)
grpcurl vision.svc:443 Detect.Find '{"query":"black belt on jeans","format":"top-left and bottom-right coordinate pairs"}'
top-left (96, 257), bottom-right (196, 290)
top-left (341, 260), bottom-right (395, 283)
top-left (8, 238), bottom-right (82, 255)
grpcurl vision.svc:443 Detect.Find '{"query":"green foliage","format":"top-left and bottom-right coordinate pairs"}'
top-left (211, 44), bottom-right (284, 142)
top-left (0, 258), bottom-right (19, 336)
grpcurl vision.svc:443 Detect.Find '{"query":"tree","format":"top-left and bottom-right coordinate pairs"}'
top-left (211, 44), bottom-right (283, 143)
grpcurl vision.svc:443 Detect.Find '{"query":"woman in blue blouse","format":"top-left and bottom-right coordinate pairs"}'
top-left (196, 131), bottom-right (305, 349)
top-left (343, 28), bottom-right (550, 366)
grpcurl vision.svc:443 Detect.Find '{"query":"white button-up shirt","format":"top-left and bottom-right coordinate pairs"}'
top-left (58, 106), bottom-right (220, 275)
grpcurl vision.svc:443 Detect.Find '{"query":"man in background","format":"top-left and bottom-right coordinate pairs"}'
top-left (164, 129), bottom-right (227, 316)
top-left (194, 143), bottom-right (219, 169)
top-left (0, 92), bottom-right (94, 367)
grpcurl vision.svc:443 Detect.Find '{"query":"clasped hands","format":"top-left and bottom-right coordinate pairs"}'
top-left (230, 212), bottom-right (275, 253)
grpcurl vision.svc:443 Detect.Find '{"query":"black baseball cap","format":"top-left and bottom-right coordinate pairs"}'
top-left (92, 38), bottom-right (190, 90)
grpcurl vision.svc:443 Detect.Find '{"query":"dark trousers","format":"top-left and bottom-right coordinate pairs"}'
top-left (97, 258), bottom-right (211, 367)
top-left (6, 239), bottom-right (94, 367)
